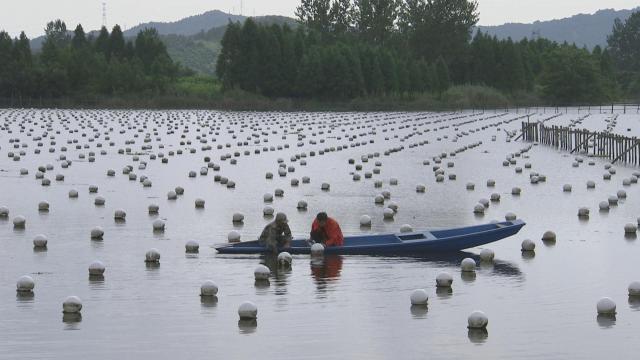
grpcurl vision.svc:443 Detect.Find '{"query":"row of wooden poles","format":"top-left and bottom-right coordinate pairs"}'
top-left (520, 122), bottom-right (640, 166)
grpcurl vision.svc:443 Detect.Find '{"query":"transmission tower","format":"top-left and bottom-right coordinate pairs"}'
top-left (102, 2), bottom-right (108, 28)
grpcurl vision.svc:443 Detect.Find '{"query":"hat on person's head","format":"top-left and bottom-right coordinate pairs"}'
top-left (316, 212), bottom-right (328, 221)
top-left (275, 212), bottom-right (288, 223)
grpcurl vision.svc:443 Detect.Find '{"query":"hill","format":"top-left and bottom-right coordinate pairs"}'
top-left (123, 10), bottom-right (245, 37)
top-left (477, 8), bottom-right (638, 49)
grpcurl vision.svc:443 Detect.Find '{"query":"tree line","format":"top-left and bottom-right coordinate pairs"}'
top-left (0, 20), bottom-right (180, 101)
top-left (217, 0), bottom-right (634, 104)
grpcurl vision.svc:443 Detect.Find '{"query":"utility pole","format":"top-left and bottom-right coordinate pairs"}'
top-left (102, 2), bottom-right (108, 29)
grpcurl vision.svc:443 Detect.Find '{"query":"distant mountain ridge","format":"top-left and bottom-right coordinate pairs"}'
top-left (123, 10), bottom-right (246, 37)
top-left (477, 8), bottom-right (639, 49)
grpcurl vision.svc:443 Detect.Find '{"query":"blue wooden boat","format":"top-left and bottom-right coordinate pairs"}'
top-left (215, 220), bottom-right (525, 255)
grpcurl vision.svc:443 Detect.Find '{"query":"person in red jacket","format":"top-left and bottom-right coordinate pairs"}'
top-left (310, 212), bottom-right (344, 247)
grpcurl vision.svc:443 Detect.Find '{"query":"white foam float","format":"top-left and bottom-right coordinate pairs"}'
top-left (16, 275), bottom-right (35, 293)
top-left (254, 265), bottom-right (270, 280)
top-left (461, 258), bottom-right (476, 272)
top-left (521, 239), bottom-right (535, 251)
top-left (88, 261), bottom-right (106, 275)
top-left (232, 213), bottom-right (244, 223)
top-left (383, 207), bottom-right (395, 219)
top-left (90, 226), bottom-right (104, 239)
top-left (62, 296), bottom-right (83, 313)
top-left (185, 240), bottom-right (200, 252)
top-left (542, 231), bottom-right (556, 242)
top-left (624, 223), bottom-right (638, 234)
top-left (238, 301), bottom-right (258, 320)
top-left (278, 252), bottom-right (292, 266)
top-left (200, 281), bottom-right (218, 297)
top-left (228, 231), bottom-right (241, 243)
top-left (114, 209), bottom-right (126, 220)
top-left (13, 215), bottom-right (26, 228)
top-left (311, 243), bottom-right (325, 256)
top-left (360, 215), bottom-right (372, 227)
top-left (33, 234), bottom-right (48, 248)
top-left (467, 311), bottom-right (489, 329)
top-left (436, 272), bottom-right (453, 287)
top-left (629, 281), bottom-right (640, 296)
top-left (596, 297), bottom-right (616, 315)
top-left (410, 289), bottom-right (429, 306)
top-left (480, 249), bottom-right (495, 262)
top-left (148, 204), bottom-right (159, 214)
top-left (145, 248), bottom-right (161, 263)
top-left (400, 224), bottom-right (413, 233)
top-left (195, 198), bottom-right (205, 208)
top-left (152, 219), bottom-right (165, 231)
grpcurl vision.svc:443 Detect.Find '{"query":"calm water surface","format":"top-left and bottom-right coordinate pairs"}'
top-left (0, 109), bottom-right (638, 359)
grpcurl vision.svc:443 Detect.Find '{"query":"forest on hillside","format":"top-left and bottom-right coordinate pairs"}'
top-left (1, 0), bottom-right (640, 109)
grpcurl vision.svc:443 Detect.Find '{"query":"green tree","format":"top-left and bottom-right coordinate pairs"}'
top-left (353, 0), bottom-right (400, 45)
top-left (540, 46), bottom-right (606, 104)
top-left (296, 0), bottom-right (332, 34)
top-left (109, 25), bottom-right (126, 60)
top-left (215, 21), bottom-right (243, 89)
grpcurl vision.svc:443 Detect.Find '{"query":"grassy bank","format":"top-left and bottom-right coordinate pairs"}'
top-left (0, 85), bottom-right (546, 112)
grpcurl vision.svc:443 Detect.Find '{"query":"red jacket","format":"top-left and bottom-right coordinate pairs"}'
top-left (311, 217), bottom-right (344, 247)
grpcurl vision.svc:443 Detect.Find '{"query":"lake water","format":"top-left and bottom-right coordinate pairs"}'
top-left (0, 109), bottom-right (638, 359)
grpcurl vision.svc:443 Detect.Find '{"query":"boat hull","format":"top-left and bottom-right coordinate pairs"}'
top-left (216, 220), bottom-right (525, 255)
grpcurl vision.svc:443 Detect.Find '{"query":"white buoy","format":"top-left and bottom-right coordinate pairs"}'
top-left (228, 230), bottom-right (241, 243)
top-left (617, 190), bottom-right (627, 199)
top-left (599, 201), bottom-right (610, 211)
top-left (410, 289), bottom-right (429, 306)
top-left (185, 240), bottom-right (200, 253)
top-left (461, 258), bottom-right (476, 272)
top-left (254, 265), bottom-right (270, 280)
top-left (148, 204), bottom-right (159, 214)
top-left (94, 196), bottom-right (105, 206)
top-left (16, 275), bottom-right (35, 293)
top-left (195, 198), bottom-right (205, 208)
top-left (511, 187), bottom-right (521, 195)
top-left (521, 239), bottom-right (535, 251)
top-left (586, 180), bottom-right (596, 189)
top-left (263, 206), bottom-right (274, 216)
top-left (383, 207), bottom-right (395, 219)
top-left (480, 249), bottom-right (495, 262)
top-left (263, 193), bottom-right (273, 202)
top-left (232, 213), bottom-right (244, 223)
top-left (0, 206), bottom-right (8, 217)
top-left (69, 189), bottom-right (79, 198)
top-left (13, 215), bottom-right (26, 228)
top-left (62, 296), bottom-right (82, 313)
top-left (624, 223), bottom-right (638, 234)
top-left (563, 184), bottom-right (572, 192)
top-left (145, 248), bottom-right (161, 263)
top-left (467, 311), bottom-right (489, 329)
top-left (487, 179), bottom-right (496, 187)
top-left (436, 272), bottom-right (453, 288)
top-left (311, 243), bottom-right (325, 256)
top-left (360, 215), bottom-right (372, 227)
top-left (152, 219), bottom-right (165, 231)
top-left (628, 281), bottom-right (640, 296)
top-left (33, 234), bottom-right (48, 248)
top-left (90, 226), bottom-right (104, 239)
top-left (321, 183), bottom-right (330, 191)
top-left (400, 224), bottom-right (413, 233)
top-left (505, 213), bottom-right (517, 221)
top-left (596, 297), bottom-right (616, 315)
top-left (297, 200), bottom-right (308, 210)
top-left (466, 183), bottom-right (475, 190)
top-left (38, 201), bottom-right (50, 211)
top-left (473, 204), bottom-right (485, 214)
top-left (238, 301), bottom-right (258, 320)
top-left (200, 280), bottom-right (218, 297)
top-left (88, 261), bottom-right (106, 275)
top-left (578, 207), bottom-right (590, 218)
top-left (114, 209), bottom-right (126, 220)
top-left (542, 231), bottom-right (556, 242)
top-left (278, 252), bottom-right (292, 266)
